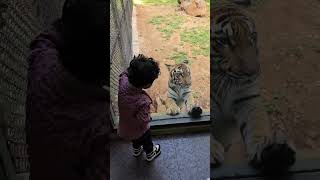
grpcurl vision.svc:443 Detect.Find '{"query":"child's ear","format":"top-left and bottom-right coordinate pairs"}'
top-left (165, 64), bottom-right (174, 72)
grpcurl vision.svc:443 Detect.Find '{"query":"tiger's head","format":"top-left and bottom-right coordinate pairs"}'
top-left (212, 5), bottom-right (260, 78)
top-left (165, 60), bottom-right (191, 87)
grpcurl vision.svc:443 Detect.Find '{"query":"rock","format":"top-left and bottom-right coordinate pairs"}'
top-left (178, 0), bottom-right (207, 17)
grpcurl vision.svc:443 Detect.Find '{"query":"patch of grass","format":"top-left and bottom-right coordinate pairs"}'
top-left (205, 0), bottom-right (210, 8)
top-left (287, 47), bottom-right (304, 58)
top-left (170, 51), bottom-right (189, 64)
top-left (149, 15), bottom-right (185, 39)
top-left (180, 27), bottom-right (210, 57)
top-left (133, 0), bottom-right (177, 5)
top-left (193, 91), bottom-right (201, 98)
top-left (180, 27), bottom-right (209, 46)
top-left (264, 104), bottom-right (277, 114)
top-left (192, 47), bottom-right (210, 57)
top-left (160, 16), bottom-right (184, 39)
top-left (149, 16), bottom-right (166, 25)
top-left (251, 0), bottom-right (265, 7)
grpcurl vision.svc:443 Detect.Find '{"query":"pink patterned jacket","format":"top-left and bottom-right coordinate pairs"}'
top-left (117, 71), bottom-right (152, 140)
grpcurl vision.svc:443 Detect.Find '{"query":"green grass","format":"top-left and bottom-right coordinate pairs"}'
top-left (251, 0), bottom-right (265, 7)
top-left (180, 27), bottom-right (209, 46)
top-left (180, 27), bottom-right (210, 57)
top-left (149, 15), bottom-right (185, 39)
top-left (170, 51), bottom-right (189, 64)
top-left (133, 0), bottom-right (177, 5)
top-left (191, 47), bottom-right (210, 57)
top-left (145, 1), bottom-right (210, 60)
top-left (264, 104), bottom-right (277, 113)
top-left (149, 16), bottom-right (166, 25)
top-left (193, 91), bottom-right (201, 98)
top-left (205, 0), bottom-right (210, 7)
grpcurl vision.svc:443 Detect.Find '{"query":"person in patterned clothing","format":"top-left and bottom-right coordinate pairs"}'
top-left (26, 0), bottom-right (109, 179)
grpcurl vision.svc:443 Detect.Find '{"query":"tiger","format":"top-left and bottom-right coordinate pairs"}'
top-left (156, 60), bottom-right (202, 117)
top-left (210, 2), bottom-right (296, 172)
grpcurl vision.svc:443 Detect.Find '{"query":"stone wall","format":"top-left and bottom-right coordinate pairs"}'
top-left (0, 0), bottom-right (65, 174)
top-left (110, 0), bottom-right (133, 127)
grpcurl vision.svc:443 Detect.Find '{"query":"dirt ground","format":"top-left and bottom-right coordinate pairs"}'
top-left (135, 5), bottom-right (210, 113)
top-left (247, 0), bottom-right (320, 150)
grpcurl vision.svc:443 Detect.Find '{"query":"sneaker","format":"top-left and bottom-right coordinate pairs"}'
top-left (133, 146), bottom-right (143, 157)
top-left (146, 144), bottom-right (161, 162)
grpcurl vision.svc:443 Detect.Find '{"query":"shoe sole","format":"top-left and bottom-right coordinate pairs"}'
top-left (146, 150), bottom-right (161, 162)
top-left (133, 147), bottom-right (143, 157)
top-left (133, 151), bottom-right (143, 157)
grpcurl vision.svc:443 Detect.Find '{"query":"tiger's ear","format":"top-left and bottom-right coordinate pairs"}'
top-left (165, 64), bottom-right (174, 72)
top-left (183, 59), bottom-right (189, 64)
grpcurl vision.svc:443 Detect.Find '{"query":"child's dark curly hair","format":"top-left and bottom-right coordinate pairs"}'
top-left (127, 54), bottom-right (160, 88)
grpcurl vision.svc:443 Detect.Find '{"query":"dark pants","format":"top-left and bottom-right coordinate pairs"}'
top-left (132, 129), bottom-right (153, 154)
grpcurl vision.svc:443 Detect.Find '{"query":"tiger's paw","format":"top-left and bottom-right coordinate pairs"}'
top-left (166, 105), bottom-right (181, 115)
top-left (188, 106), bottom-right (203, 118)
top-left (211, 139), bottom-right (225, 168)
top-left (250, 143), bottom-right (296, 174)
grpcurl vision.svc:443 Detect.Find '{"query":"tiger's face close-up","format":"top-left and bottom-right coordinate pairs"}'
top-left (212, 4), bottom-right (260, 79)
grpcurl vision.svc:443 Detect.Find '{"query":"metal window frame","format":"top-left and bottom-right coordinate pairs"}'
top-left (111, 111), bottom-right (211, 134)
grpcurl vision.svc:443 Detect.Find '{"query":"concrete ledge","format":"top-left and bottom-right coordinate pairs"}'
top-left (16, 173), bottom-right (29, 180)
top-left (211, 171), bottom-right (320, 180)
top-left (111, 112), bottom-right (210, 131)
top-left (110, 112), bottom-right (211, 140)
top-left (150, 112), bottom-right (210, 126)
top-left (211, 150), bottom-right (320, 179)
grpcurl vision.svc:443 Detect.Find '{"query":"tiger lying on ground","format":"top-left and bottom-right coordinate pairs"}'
top-left (211, 2), bottom-right (296, 172)
top-left (156, 60), bottom-right (202, 117)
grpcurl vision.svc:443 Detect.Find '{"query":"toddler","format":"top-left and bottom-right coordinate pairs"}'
top-left (118, 54), bottom-right (161, 161)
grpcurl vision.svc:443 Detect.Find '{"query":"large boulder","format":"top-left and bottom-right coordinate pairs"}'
top-left (178, 0), bottom-right (207, 17)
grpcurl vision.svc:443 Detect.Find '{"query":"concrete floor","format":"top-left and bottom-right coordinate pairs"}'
top-left (110, 133), bottom-right (210, 180)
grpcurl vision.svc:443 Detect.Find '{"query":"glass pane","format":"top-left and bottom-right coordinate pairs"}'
top-left (133, 0), bottom-right (210, 118)
top-left (211, 0), bottom-right (320, 178)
